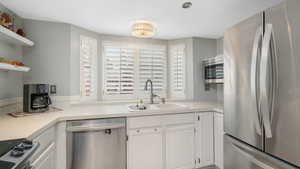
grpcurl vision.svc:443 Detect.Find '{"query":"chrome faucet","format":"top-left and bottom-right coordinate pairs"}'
top-left (144, 79), bottom-right (157, 104)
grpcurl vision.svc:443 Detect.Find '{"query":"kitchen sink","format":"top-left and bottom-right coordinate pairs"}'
top-left (128, 103), bottom-right (187, 112)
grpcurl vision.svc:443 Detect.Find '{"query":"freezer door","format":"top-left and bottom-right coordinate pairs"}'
top-left (224, 13), bottom-right (263, 149)
top-left (264, 0), bottom-right (300, 167)
top-left (224, 135), bottom-right (297, 169)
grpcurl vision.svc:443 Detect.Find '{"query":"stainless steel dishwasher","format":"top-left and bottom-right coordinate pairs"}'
top-left (66, 118), bottom-right (126, 169)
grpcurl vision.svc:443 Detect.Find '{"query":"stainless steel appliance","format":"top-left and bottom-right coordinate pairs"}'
top-left (66, 118), bottom-right (126, 169)
top-left (224, 0), bottom-right (300, 168)
top-left (0, 139), bottom-right (39, 169)
top-left (203, 55), bottom-right (224, 84)
top-left (23, 84), bottom-right (52, 113)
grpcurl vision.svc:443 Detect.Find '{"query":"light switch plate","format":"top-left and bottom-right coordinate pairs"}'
top-left (50, 85), bottom-right (56, 94)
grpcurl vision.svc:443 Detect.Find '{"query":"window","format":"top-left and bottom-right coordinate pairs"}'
top-left (138, 47), bottom-right (167, 97)
top-left (103, 42), bottom-right (166, 100)
top-left (169, 44), bottom-right (186, 99)
top-left (103, 44), bottom-right (137, 99)
top-left (80, 35), bottom-right (98, 100)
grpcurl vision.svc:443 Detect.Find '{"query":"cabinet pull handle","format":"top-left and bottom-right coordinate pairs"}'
top-left (198, 158), bottom-right (201, 163)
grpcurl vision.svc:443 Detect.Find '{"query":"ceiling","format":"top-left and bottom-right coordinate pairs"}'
top-left (0, 0), bottom-right (282, 39)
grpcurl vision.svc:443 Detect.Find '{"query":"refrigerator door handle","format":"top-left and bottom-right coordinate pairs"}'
top-left (251, 26), bottom-right (263, 136)
top-left (260, 24), bottom-right (276, 138)
top-left (232, 143), bottom-right (275, 169)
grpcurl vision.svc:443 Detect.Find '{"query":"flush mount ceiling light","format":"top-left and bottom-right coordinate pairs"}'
top-left (132, 20), bottom-right (155, 38)
top-left (182, 2), bottom-right (192, 9)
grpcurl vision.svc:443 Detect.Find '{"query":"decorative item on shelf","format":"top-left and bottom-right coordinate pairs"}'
top-left (0, 57), bottom-right (25, 66)
top-left (0, 12), bottom-right (13, 30)
top-left (16, 29), bottom-right (26, 37)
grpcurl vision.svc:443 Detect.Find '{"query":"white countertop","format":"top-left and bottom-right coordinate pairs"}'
top-left (0, 101), bottom-right (223, 141)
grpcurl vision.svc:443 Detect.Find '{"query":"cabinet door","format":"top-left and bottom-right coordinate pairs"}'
top-left (195, 112), bottom-right (214, 168)
top-left (214, 113), bottom-right (224, 169)
top-left (127, 127), bottom-right (163, 169)
top-left (32, 143), bottom-right (55, 169)
top-left (166, 124), bottom-right (195, 169)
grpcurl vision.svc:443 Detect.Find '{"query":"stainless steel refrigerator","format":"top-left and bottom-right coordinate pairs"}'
top-left (224, 0), bottom-right (300, 168)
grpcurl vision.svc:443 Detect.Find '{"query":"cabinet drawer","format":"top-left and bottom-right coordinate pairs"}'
top-left (31, 126), bottom-right (55, 161)
top-left (128, 127), bottom-right (162, 136)
top-left (127, 116), bottom-right (163, 129)
top-left (163, 113), bottom-right (194, 126)
top-left (32, 142), bottom-right (55, 167)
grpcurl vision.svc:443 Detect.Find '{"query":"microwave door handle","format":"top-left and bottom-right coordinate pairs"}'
top-left (260, 24), bottom-right (275, 138)
top-left (251, 26), bottom-right (263, 136)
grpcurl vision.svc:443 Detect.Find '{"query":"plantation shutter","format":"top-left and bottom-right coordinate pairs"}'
top-left (169, 44), bottom-right (186, 99)
top-left (139, 47), bottom-right (167, 97)
top-left (103, 44), bottom-right (136, 99)
top-left (80, 35), bottom-right (97, 100)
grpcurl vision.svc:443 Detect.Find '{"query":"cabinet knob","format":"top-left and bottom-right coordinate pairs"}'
top-left (136, 129), bottom-right (140, 133)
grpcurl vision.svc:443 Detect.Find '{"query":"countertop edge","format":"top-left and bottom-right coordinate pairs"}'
top-left (0, 104), bottom-right (223, 141)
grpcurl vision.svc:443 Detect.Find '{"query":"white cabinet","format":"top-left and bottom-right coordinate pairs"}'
top-left (127, 112), bottom-right (217, 169)
top-left (127, 113), bottom-right (195, 169)
top-left (127, 127), bottom-right (164, 169)
top-left (195, 112), bottom-right (214, 168)
top-left (214, 113), bottom-right (224, 169)
top-left (30, 126), bottom-right (57, 169)
top-left (166, 124), bottom-right (195, 169)
top-left (32, 143), bottom-right (55, 169)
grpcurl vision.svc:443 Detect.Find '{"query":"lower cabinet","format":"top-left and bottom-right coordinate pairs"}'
top-left (166, 124), bottom-right (195, 169)
top-left (30, 126), bottom-right (57, 169)
top-left (214, 113), bottom-right (224, 169)
top-left (31, 143), bottom-right (56, 169)
top-left (127, 114), bottom-right (195, 169)
top-left (195, 112), bottom-right (214, 168)
top-left (127, 127), bottom-right (164, 169)
top-left (126, 112), bottom-right (218, 169)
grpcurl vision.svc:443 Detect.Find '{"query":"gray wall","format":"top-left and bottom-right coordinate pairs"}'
top-left (0, 42), bottom-right (23, 99)
top-left (23, 19), bottom-right (71, 96)
top-left (193, 37), bottom-right (218, 102)
top-left (0, 4), bottom-right (24, 100)
top-left (22, 19), bottom-right (221, 103)
top-left (217, 38), bottom-right (224, 55)
top-left (168, 37), bottom-right (221, 102)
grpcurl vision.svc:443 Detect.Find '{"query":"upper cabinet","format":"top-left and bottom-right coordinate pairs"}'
top-left (0, 25), bottom-right (34, 46)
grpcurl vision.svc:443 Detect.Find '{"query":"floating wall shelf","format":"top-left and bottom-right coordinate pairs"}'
top-left (0, 63), bottom-right (30, 72)
top-left (0, 26), bottom-right (34, 46)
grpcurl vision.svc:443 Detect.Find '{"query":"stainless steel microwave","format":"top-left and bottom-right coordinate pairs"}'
top-left (203, 55), bottom-right (224, 84)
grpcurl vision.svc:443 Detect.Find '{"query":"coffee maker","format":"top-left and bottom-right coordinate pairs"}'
top-left (23, 84), bottom-right (52, 113)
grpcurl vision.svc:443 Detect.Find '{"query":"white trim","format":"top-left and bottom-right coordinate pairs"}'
top-left (102, 41), bottom-right (167, 101)
top-left (79, 35), bottom-right (98, 101)
top-left (169, 43), bottom-right (187, 100)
